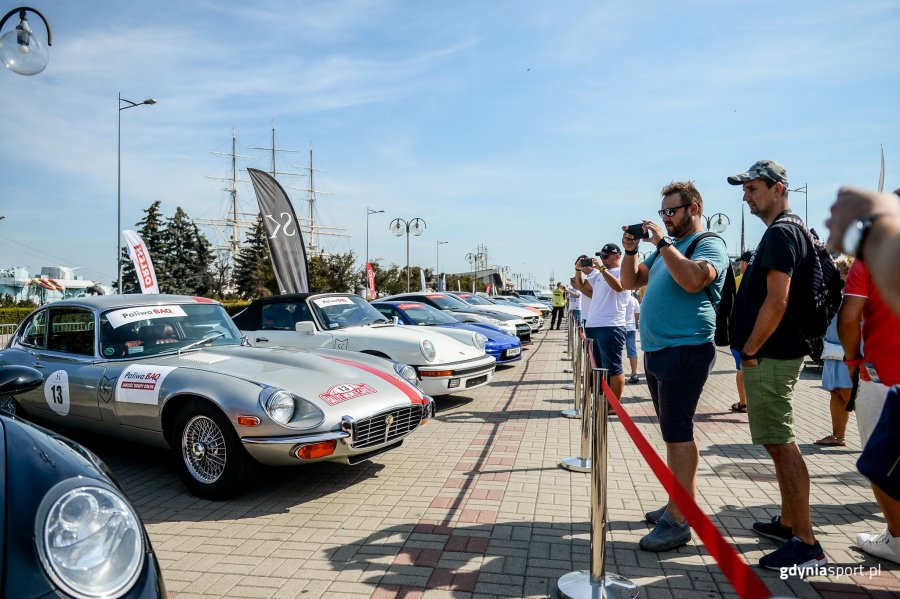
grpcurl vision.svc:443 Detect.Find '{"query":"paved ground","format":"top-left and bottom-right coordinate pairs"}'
top-left (76, 326), bottom-right (900, 599)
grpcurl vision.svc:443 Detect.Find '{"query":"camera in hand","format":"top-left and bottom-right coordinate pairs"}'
top-left (626, 223), bottom-right (649, 239)
top-left (578, 258), bottom-right (593, 267)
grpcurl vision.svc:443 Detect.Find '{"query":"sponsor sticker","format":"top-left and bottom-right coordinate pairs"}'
top-left (312, 296), bottom-right (355, 308)
top-left (44, 370), bottom-right (70, 416)
top-left (319, 383), bottom-right (376, 406)
top-left (397, 303), bottom-right (424, 310)
top-left (106, 305), bottom-right (187, 329)
top-left (115, 365), bottom-right (177, 405)
top-left (426, 294), bottom-right (446, 299)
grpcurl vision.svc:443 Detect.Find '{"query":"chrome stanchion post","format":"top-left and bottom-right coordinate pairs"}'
top-left (558, 369), bottom-right (639, 599)
top-left (561, 328), bottom-right (582, 418)
top-left (560, 338), bottom-right (591, 471)
top-left (563, 312), bottom-right (575, 375)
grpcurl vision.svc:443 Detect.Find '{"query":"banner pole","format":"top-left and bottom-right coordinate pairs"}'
top-left (558, 368), bottom-right (639, 599)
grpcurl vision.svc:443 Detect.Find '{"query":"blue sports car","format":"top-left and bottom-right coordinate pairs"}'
top-left (373, 301), bottom-right (522, 364)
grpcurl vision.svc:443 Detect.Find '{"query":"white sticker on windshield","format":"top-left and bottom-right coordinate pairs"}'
top-left (106, 305), bottom-right (187, 329)
top-left (44, 370), bottom-right (70, 416)
top-left (115, 365), bottom-right (177, 404)
top-left (312, 296), bottom-right (355, 308)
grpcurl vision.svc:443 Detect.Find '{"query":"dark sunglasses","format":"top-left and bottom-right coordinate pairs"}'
top-left (658, 203), bottom-right (693, 218)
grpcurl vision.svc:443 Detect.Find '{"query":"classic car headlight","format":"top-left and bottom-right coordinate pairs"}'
top-left (420, 339), bottom-right (436, 362)
top-left (473, 332), bottom-right (487, 351)
top-left (260, 387), bottom-right (323, 428)
top-left (267, 390), bottom-right (295, 424)
top-left (37, 481), bottom-right (144, 599)
top-left (393, 362), bottom-right (419, 387)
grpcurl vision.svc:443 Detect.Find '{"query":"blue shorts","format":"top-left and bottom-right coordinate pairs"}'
top-left (584, 326), bottom-right (626, 376)
top-left (730, 348), bottom-right (741, 371)
top-left (625, 330), bottom-right (637, 358)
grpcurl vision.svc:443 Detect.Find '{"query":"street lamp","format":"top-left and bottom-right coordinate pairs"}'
top-left (788, 184), bottom-right (808, 223)
top-left (703, 212), bottom-right (730, 234)
top-left (389, 217), bottom-right (426, 292)
top-left (117, 93), bottom-right (157, 293)
top-left (436, 240), bottom-right (448, 275)
top-left (0, 7), bottom-right (52, 75)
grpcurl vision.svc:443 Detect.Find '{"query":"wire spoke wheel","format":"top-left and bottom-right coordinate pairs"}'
top-left (181, 414), bottom-right (227, 484)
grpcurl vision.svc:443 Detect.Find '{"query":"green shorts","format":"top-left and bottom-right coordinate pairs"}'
top-left (742, 356), bottom-right (804, 445)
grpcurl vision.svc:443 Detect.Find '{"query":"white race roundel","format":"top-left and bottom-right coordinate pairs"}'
top-left (44, 370), bottom-right (71, 416)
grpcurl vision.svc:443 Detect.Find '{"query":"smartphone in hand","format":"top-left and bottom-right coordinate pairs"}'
top-left (625, 223), bottom-right (649, 239)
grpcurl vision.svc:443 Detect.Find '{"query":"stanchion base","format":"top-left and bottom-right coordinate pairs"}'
top-left (561, 383), bottom-right (575, 390)
top-left (557, 571), bottom-right (639, 599)
top-left (559, 457), bottom-right (591, 472)
top-left (560, 408), bottom-right (582, 419)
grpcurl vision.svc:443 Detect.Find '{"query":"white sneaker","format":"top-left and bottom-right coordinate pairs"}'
top-left (857, 528), bottom-right (900, 564)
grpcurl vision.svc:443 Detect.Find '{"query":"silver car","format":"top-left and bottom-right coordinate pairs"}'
top-left (0, 295), bottom-right (433, 500)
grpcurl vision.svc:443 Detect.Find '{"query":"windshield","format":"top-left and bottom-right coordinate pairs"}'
top-left (454, 293), bottom-right (493, 306)
top-left (422, 294), bottom-right (471, 309)
top-left (99, 303), bottom-right (242, 358)
top-left (309, 295), bottom-right (389, 330)
top-left (395, 303), bottom-right (459, 325)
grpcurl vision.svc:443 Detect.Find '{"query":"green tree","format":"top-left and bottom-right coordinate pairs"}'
top-left (160, 208), bottom-right (214, 295)
top-left (119, 200), bottom-right (168, 293)
top-left (233, 214), bottom-right (276, 299)
top-left (309, 251), bottom-right (357, 293)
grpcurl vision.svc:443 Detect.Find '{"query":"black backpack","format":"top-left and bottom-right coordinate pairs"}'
top-left (773, 213), bottom-right (843, 343)
top-left (684, 232), bottom-right (735, 347)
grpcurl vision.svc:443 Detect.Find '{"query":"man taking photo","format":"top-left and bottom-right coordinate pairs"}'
top-left (620, 181), bottom-right (728, 552)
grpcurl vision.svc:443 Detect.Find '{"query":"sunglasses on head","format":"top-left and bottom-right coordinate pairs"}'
top-left (658, 203), bottom-right (693, 218)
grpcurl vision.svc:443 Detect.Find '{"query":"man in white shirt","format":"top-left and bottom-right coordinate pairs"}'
top-left (574, 243), bottom-right (629, 401)
top-left (625, 292), bottom-right (641, 384)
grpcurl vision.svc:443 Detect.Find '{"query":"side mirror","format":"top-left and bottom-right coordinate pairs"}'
top-left (295, 321), bottom-right (316, 335)
top-left (392, 316), bottom-right (400, 325)
top-left (0, 365), bottom-right (44, 396)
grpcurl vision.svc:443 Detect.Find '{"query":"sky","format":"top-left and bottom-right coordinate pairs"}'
top-left (1, 0), bottom-right (898, 290)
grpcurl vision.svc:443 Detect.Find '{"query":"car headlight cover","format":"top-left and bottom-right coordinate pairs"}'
top-left (473, 333), bottom-right (487, 351)
top-left (38, 482), bottom-right (144, 599)
top-left (393, 362), bottom-right (419, 386)
top-left (420, 339), bottom-right (436, 362)
top-left (259, 387), bottom-right (323, 428)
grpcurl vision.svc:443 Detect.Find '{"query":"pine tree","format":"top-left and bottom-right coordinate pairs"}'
top-left (233, 214), bottom-right (276, 299)
top-left (309, 251), bottom-right (357, 293)
top-left (191, 223), bottom-right (216, 296)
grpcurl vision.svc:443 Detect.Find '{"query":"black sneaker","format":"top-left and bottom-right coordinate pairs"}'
top-left (759, 536), bottom-right (827, 570)
top-left (752, 515), bottom-right (792, 543)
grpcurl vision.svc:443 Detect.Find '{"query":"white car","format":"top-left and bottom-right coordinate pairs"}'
top-left (488, 295), bottom-right (551, 318)
top-left (447, 292), bottom-right (544, 332)
top-left (233, 293), bottom-right (497, 397)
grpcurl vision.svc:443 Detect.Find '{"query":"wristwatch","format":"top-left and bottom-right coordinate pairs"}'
top-left (740, 351), bottom-right (758, 361)
top-left (598, 265), bottom-right (608, 273)
top-left (842, 214), bottom-right (886, 259)
top-left (656, 236), bottom-right (674, 250)
top-left (624, 248), bottom-right (638, 256)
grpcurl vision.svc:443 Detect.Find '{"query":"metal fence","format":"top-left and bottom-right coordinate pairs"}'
top-left (0, 324), bottom-right (16, 348)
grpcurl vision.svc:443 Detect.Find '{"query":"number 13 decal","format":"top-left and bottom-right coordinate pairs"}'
top-left (44, 370), bottom-right (71, 416)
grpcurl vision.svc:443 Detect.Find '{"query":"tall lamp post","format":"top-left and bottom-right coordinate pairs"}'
top-left (436, 240), bottom-right (448, 276)
top-left (0, 7), bottom-right (52, 75)
top-left (389, 217), bottom-right (426, 292)
top-left (703, 212), bottom-right (730, 234)
top-left (117, 93), bottom-right (157, 293)
top-left (788, 184), bottom-right (808, 223)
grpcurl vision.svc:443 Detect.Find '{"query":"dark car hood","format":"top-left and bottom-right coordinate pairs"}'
top-left (0, 414), bottom-right (125, 597)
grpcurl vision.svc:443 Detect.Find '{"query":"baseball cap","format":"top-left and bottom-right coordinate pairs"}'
top-left (739, 250), bottom-right (754, 262)
top-left (595, 243), bottom-right (621, 257)
top-left (727, 160), bottom-right (788, 186)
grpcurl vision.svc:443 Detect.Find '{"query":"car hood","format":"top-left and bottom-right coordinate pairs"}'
top-left (152, 346), bottom-right (427, 409)
top-left (329, 323), bottom-right (485, 362)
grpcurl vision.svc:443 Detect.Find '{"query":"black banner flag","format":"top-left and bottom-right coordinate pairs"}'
top-left (247, 168), bottom-right (310, 294)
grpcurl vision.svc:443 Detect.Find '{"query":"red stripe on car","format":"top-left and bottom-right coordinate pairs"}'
top-left (324, 356), bottom-right (424, 405)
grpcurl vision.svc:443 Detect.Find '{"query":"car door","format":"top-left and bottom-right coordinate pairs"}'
top-left (14, 307), bottom-right (104, 423)
top-left (251, 300), bottom-right (324, 349)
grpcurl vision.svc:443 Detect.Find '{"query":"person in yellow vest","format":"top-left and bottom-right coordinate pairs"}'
top-left (551, 282), bottom-right (567, 330)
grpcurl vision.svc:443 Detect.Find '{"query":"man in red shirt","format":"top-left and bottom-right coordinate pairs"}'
top-left (840, 256), bottom-right (900, 563)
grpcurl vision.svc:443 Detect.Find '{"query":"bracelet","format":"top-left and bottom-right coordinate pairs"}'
top-left (843, 356), bottom-right (866, 366)
top-left (624, 249), bottom-right (638, 256)
top-left (740, 351), bottom-right (758, 361)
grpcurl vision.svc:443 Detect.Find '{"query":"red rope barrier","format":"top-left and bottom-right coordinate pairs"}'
top-left (600, 378), bottom-right (771, 599)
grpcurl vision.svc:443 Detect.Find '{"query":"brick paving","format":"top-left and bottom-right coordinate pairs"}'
top-left (77, 326), bottom-right (900, 598)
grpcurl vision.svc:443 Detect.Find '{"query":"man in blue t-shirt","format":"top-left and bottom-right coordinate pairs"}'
top-left (620, 181), bottom-right (728, 553)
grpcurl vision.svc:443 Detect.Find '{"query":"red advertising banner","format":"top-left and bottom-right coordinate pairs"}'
top-left (366, 262), bottom-right (376, 299)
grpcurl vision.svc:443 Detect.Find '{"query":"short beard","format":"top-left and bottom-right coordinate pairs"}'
top-left (667, 213), bottom-right (694, 239)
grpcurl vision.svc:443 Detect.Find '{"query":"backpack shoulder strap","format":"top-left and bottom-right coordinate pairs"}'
top-left (684, 232), bottom-right (727, 307)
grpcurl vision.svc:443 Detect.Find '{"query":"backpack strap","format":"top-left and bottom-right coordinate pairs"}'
top-left (684, 232), bottom-right (727, 309)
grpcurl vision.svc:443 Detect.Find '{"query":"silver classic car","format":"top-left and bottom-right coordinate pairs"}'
top-left (0, 295), bottom-right (433, 500)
